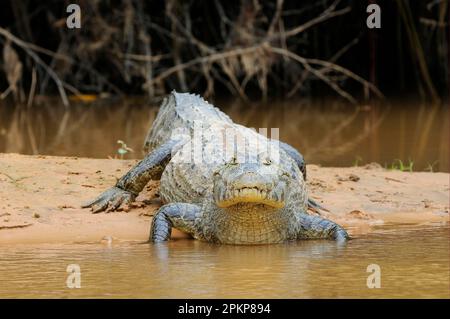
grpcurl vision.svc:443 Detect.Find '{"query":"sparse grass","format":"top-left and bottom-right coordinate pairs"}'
top-left (352, 156), bottom-right (363, 167)
top-left (386, 159), bottom-right (414, 172)
top-left (117, 140), bottom-right (134, 159)
top-left (424, 160), bottom-right (439, 172)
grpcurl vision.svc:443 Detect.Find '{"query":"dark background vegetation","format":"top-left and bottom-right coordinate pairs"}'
top-left (0, 0), bottom-right (448, 172)
top-left (0, 0), bottom-right (448, 104)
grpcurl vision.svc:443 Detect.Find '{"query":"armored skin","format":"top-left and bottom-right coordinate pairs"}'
top-left (83, 92), bottom-right (349, 244)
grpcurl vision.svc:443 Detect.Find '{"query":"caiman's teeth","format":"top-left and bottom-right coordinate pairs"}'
top-left (273, 188), bottom-right (283, 202)
top-left (214, 191), bottom-right (219, 203)
top-left (226, 188), bottom-right (273, 201)
top-left (216, 187), bottom-right (285, 208)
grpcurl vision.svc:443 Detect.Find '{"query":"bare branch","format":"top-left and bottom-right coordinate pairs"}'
top-left (268, 5), bottom-right (351, 41)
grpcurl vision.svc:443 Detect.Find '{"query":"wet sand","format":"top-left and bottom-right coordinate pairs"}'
top-left (0, 153), bottom-right (448, 244)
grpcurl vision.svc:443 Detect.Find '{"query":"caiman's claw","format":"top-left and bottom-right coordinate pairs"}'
top-left (307, 198), bottom-right (330, 215)
top-left (82, 187), bottom-right (135, 214)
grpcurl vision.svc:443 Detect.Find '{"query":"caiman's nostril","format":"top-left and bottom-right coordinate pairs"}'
top-left (229, 156), bottom-right (238, 165)
top-left (281, 172), bottom-right (291, 179)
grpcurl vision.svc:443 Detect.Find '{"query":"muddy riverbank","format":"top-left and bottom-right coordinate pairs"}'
top-left (0, 153), bottom-right (448, 245)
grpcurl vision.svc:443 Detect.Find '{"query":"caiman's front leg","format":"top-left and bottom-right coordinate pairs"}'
top-left (297, 214), bottom-right (349, 242)
top-left (150, 203), bottom-right (201, 242)
top-left (82, 138), bottom-right (184, 213)
top-left (278, 141), bottom-right (329, 214)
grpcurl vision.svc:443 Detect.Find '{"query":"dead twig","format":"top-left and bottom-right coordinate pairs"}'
top-left (268, 3), bottom-right (351, 41)
top-left (0, 27), bottom-right (72, 107)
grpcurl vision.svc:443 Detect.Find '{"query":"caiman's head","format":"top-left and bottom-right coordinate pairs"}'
top-left (207, 145), bottom-right (305, 244)
top-left (212, 154), bottom-right (295, 210)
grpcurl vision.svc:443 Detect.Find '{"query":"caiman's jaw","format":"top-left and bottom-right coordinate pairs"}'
top-left (215, 186), bottom-right (285, 209)
top-left (213, 158), bottom-right (289, 209)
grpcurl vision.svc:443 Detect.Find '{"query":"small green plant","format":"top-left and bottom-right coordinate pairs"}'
top-left (424, 160), bottom-right (439, 172)
top-left (353, 156), bottom-right (363, 167)
top-left (389, 159), bottom-right (414, 172)
top-left (117, 140), bottom-right (134, 159)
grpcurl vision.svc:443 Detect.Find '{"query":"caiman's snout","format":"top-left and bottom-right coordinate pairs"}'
top-left (214, 170), bottom-right (286, 209)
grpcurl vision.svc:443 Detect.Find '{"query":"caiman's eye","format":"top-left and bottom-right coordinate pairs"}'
top-left (263, 158), bottom-right (272, 165)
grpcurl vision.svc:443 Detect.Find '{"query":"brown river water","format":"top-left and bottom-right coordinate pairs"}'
top-left (0, 98), bottom-right (448, 298)
top-left (0, 98), bottom-right (448, 171)
top-left (0, 224), bottom-right (448, 298)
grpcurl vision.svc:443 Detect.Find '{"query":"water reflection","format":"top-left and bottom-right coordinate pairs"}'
top-left (149, 240), bottom-right (348, 297)
top-left (0, 225), bottom-right (448, 298)
top-left (0, 98), bottom-right (448, 171)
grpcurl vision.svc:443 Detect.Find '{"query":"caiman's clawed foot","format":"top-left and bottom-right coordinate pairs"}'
top-left (82, 187), bottom-right (136, 213)
top-left (307, 198), bottom-right (330, 215)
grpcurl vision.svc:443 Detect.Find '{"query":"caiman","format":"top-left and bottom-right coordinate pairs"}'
top-left (83, 92), bottom-right (349, 244)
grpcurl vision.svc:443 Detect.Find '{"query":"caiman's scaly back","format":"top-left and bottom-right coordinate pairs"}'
top-left (143, 91), bottom-right (232, 152)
